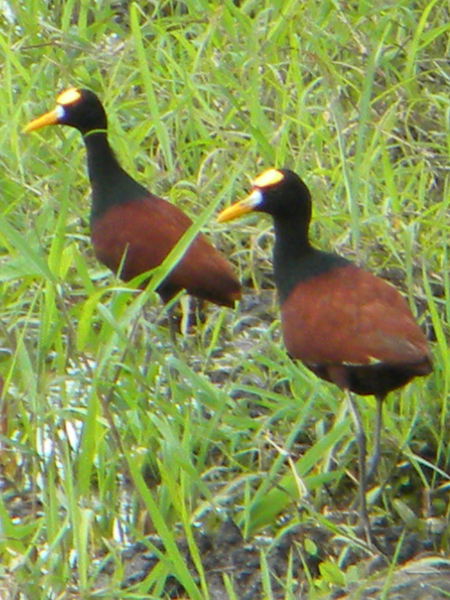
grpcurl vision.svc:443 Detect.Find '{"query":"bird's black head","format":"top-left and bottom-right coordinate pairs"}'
top-left (217, 168), bottom-right (312, 225)
top-left (24, 88), bottom-right (108, 136)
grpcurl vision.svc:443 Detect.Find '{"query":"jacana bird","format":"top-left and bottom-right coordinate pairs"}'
top-left (218, 168), bottom-right (432, 541)
top-left (24, 88), bottom-right (241, 317)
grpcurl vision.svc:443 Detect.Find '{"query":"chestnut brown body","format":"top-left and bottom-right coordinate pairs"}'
top-left (24, 88), bottom-right (241, 308)
top-left (91, 197), bottom-right (241, 306)
top-left (280, 263), bottom-right (431, 396)
top-left (218, 167), bottom-right (432, 542)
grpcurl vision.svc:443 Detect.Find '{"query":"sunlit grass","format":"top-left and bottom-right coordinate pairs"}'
top-left (0, 0), bottom-right (448, 597)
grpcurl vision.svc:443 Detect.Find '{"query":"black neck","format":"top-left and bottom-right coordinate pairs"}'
top-left (83, 131), bottom-right (147, 222)
top-left (273, 217), bottom-right (348, 304)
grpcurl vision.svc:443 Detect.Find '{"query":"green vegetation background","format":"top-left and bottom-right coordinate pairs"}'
top-left (0, 0), bottom-right (448, 597)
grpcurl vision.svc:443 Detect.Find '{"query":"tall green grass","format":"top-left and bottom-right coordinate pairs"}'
top-left (0, 0), bottom-right (448, 597)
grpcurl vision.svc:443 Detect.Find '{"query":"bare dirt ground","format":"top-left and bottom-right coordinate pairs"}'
top-left (3, 273), bottom-right (449, 599)
top-left (102, 516), bottom-right (450, 599)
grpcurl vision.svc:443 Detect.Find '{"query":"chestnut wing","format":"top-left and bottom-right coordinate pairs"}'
top-left (281, 264), bottom-right (429, 367)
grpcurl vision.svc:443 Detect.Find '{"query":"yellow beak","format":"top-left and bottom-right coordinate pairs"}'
top-left (23, 108), bottom-right (60, 133)
top-left (217, 189), bottom-right (263, 223)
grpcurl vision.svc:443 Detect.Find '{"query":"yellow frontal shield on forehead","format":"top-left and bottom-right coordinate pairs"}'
top-left (217, 168), bottom-right (284, 223)
top-left (56, 88), bottom-right (81, 105)
top-left (24, 88), bottom-right (82, 133)
top-left (253, 168), bottom-right (284, 188)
